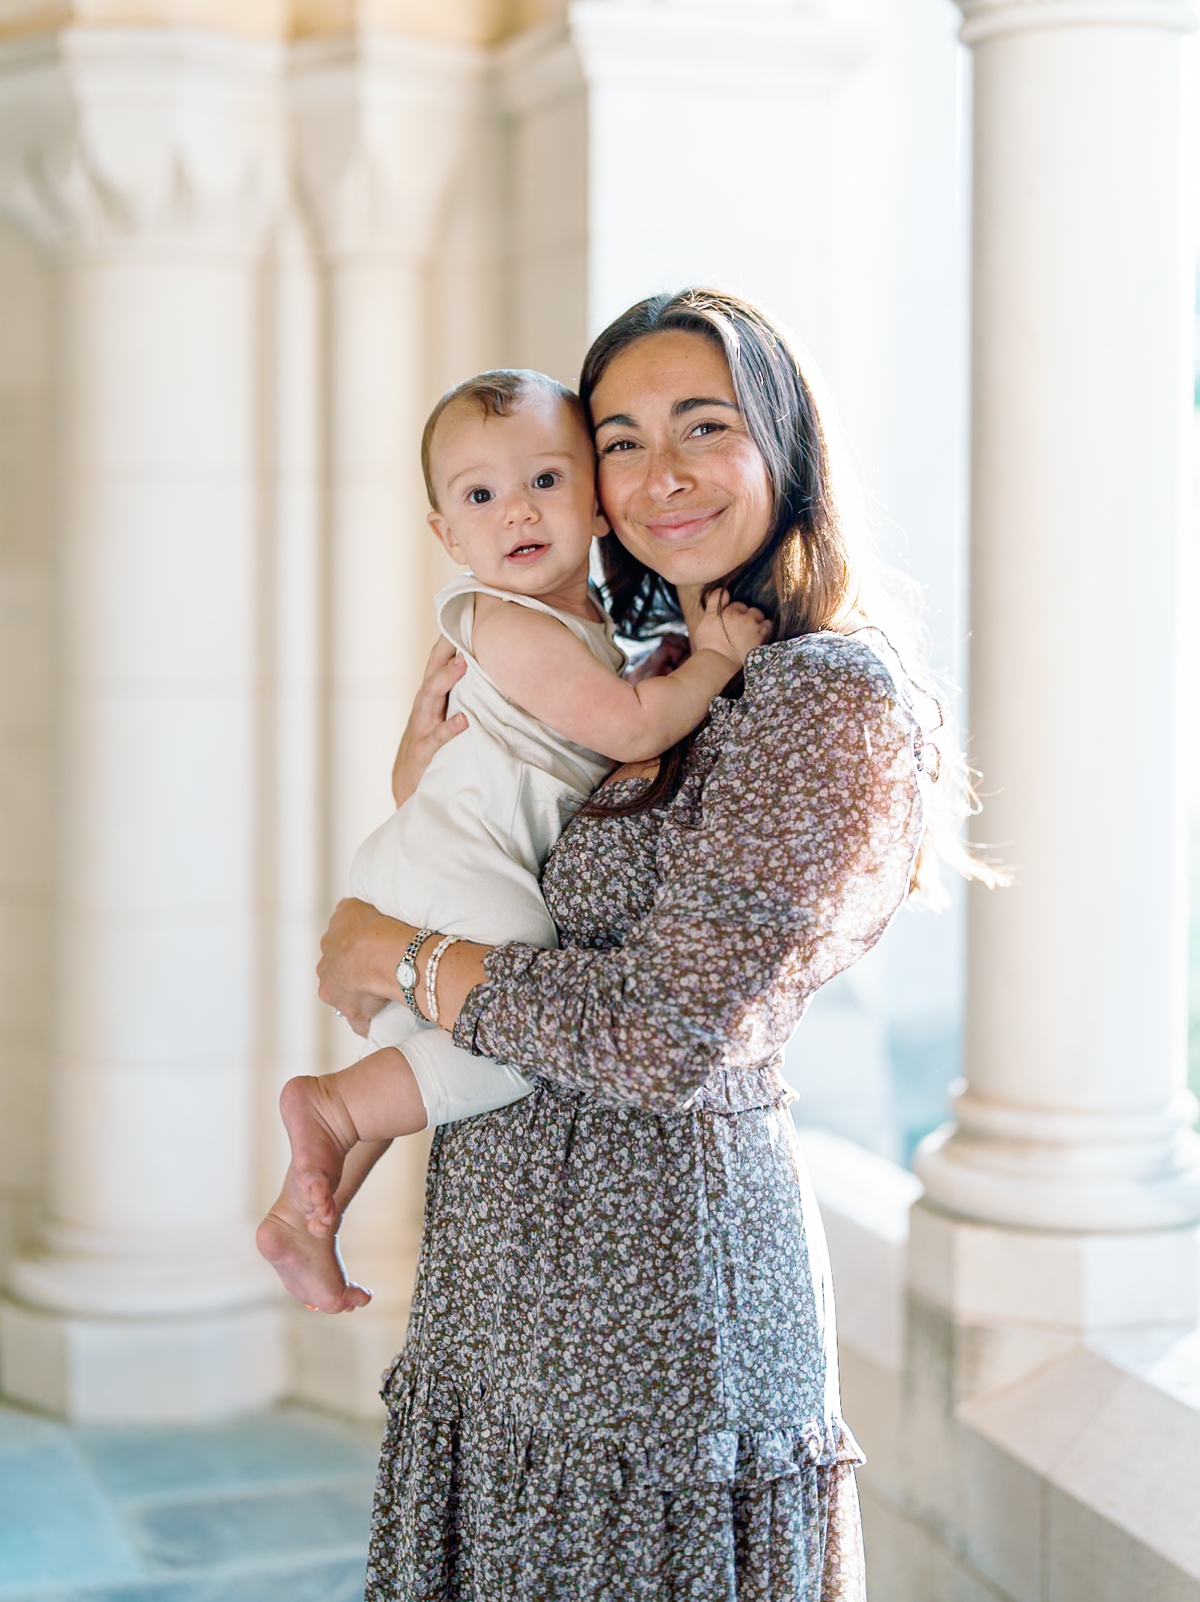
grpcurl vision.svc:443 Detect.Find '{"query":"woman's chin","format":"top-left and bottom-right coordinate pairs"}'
top-left (623, 542), bottom-right (723, 587)
top-left (621, 528), bottom-right (759, 589)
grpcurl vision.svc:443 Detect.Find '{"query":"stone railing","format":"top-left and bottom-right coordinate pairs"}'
top-left (803, 1127), bottom-right (1200, 1601)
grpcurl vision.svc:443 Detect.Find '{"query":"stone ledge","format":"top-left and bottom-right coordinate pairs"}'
top-left (961, 1335), bottom-right (1200, 1584)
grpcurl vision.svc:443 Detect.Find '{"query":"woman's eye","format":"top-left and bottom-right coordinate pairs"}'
top-left (690, 421), bottom-right (725, 438)
top-left (601, 438), bottom-right (637, 454)
top-left (532, 472), bottom-right (557, 490)
top-left (468, 487), bottom-right (493, 505)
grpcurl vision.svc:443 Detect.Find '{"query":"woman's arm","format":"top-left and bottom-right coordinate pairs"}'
top-left (450, 637), bottom-right (925, 1113)
top-left (317, 898), bottom-right (487, 1038)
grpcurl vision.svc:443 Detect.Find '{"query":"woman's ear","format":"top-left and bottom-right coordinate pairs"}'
top-left (590, 498), bottom-right (611, 543)
top-left (429, 510), bottom-right (467, 565)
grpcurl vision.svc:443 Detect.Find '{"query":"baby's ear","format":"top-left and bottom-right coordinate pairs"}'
top-left (590, 499), bottom-right (611, 542)
top-left (428, 511), bottom-right (466, 564)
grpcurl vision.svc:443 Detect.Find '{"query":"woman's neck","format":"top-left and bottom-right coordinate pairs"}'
top-left (676, 583), bottom-right (705, 638)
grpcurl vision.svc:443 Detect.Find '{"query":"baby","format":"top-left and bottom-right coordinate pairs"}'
top-left (258, 368), bottom-right (768, 1312)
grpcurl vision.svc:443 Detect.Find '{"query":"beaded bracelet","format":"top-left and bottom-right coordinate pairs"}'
top-left (424, 934), bottom-right (461, 1027)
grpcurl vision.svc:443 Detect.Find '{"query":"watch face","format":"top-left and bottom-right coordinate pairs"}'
top-left (396, 959), bottom-right (417, 990)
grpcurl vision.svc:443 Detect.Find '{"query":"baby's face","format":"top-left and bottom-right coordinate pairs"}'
top-left (427, 392), bottom-right (606, 597)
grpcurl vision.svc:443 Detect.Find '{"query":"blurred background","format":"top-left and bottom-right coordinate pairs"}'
top-left (0, 0), bottom-right (971, 1403)
top-left (0, 0), bottom-right (1191, 1595)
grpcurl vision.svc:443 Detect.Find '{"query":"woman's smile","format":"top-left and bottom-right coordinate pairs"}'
top-left (641, 507), bottom-right (725, 543)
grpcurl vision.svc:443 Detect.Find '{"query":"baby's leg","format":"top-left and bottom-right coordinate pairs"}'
top-left (256, 1047), bottom-right (427, 1314)
top-left (280, 1047), bottom-right (428, 1236)
top-left (256, 1139), bottom-right (386, 1315)
top-left (401, 1027), bottom-right (534, 1126)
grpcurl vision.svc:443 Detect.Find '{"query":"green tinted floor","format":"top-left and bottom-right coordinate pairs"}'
top-left (0, 1402), bottom-right (382, 1601)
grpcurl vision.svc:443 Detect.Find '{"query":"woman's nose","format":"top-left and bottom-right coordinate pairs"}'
top-left (642, 441), bottom-right (692, 501)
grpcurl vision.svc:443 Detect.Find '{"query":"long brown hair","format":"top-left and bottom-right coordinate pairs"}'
top-left (579, 288), bottom-right (1004, 900)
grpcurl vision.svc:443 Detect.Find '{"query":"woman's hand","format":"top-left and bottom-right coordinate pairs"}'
top-left (391, 637), bottom-right (469, 808)
top-left (317, 897), bottom-right (492, 1040)
top-left (317, 898), bottom-right (408, 1037)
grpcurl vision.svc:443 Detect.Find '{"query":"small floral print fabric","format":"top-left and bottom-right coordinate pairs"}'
top-left (365, 632), bottom-right (926, 1600)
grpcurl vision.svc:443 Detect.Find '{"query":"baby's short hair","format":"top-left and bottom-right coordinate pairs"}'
top-left (421, 369), bottom-right (589, 509)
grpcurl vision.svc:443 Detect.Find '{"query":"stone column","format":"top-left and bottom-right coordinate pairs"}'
top-left (256, 208), bottom-right (325, 1209)
top-left (288, 31), bottom-right (483, 1416)
top-left (913, 0), bottom-right (1200, 1372)
top-left (496, 1), bottom-right (866, 383)
top-left (0, 27), bottom-right (287, 1422)
top-left (569, 0), bottom-right (867, 373)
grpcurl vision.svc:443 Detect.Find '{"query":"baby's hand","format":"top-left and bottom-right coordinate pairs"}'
top-left (691, 589), bottom-right (771, 666)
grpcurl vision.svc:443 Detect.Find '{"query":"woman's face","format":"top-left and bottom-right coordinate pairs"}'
top-left (590, 330), bottom-right (774, 592)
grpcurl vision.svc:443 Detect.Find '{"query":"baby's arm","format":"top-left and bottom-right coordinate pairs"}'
top-left (472, 591), bottom-right (770, 763)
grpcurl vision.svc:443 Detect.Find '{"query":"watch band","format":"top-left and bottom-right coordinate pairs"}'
top-left (396, 928), bottom-right (436, 1022)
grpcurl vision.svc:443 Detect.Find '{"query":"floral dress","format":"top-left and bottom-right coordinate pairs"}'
top-left (365, 631), bottom-right (927, 1601)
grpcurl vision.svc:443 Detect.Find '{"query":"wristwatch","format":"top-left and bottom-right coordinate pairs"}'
top-left (397, 928), bottom-right (435, 1022)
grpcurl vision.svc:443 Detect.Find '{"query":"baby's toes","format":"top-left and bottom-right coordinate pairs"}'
top-left (315, 1281), bottom-right (370, 1315)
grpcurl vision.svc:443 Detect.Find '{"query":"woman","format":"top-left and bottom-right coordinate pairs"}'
top-left (320, 290), bottom-right (977, 1599)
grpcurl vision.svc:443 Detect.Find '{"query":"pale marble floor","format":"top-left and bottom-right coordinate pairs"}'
top-left (0, 1401), bottom-right (382, 1601)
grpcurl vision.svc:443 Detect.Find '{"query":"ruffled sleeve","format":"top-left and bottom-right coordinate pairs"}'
top-left (452, 633), bottom-right (925, 1113)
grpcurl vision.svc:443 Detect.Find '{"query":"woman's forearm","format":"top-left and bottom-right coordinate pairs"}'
top-left (317, 897), bottom-right (489, 1036)
top-left (416, 936), bottom-right (490, 1028)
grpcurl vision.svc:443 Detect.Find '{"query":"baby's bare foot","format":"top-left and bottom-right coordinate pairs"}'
top-left (256, 1190), bottom-right (371, 1315)
top-left (279, 1075), bottom-right (354, 1237)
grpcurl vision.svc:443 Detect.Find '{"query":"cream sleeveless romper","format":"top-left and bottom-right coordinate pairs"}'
top-left (348, 573), bottom-right (625, 1126)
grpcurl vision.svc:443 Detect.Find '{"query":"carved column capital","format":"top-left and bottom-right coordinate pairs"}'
top-left (291, 33), bottom-right (485, 261)
top-left (0, 29), bottom-right (287, 255)
top-left (956, 0), bottom-right (1197, 45)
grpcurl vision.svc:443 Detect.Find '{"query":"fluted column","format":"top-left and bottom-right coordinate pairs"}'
top-left (913, 0), bottom-right (1200, 1353)
top-left (0, 28), bottom-right (287, 1421)
top-left (288, 31), bottom-right (483, 1415)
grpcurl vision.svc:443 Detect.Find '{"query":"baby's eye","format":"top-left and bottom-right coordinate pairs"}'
top-left (532, 472), bottom-right (558, 490)
top-left (468, 487), bottom-right (493, 505)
